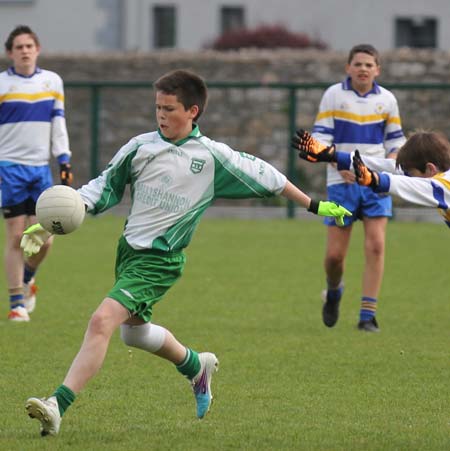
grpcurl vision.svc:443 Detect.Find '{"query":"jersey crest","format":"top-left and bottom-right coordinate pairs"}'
top-left (190, 158), bottom-right (206, 174)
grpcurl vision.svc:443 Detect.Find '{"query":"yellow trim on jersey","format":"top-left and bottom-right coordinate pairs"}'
top-left (387, 116), bottom-right (402, 125)
top-left (316, 110), bottom-right (402, 125)
top-left (0, 91), bottom-right (64, 103)
top-left (432, 173), bottom-right (450, 190)
top-left (438, 208), bottom-right (450, 222)
top-left (432, 173), bottom-right (450, 222)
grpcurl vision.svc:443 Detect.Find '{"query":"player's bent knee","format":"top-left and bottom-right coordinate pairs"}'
top-left (87, 311), bottom-right (112, 336)
top-left (120, 323), bottom-right (166, 353)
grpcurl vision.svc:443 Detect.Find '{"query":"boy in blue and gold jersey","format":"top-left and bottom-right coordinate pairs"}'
top-left (295, 130), bottom-right (450, 227)
top-left (311, 44), bottom-right (406, 332)
top-left (0, 25), bottom-right (73, 321)
top-left (352, 132), bottom-right (450, 226)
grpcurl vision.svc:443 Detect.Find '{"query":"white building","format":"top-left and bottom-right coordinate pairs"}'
top-left (0, 0), bottom-right (448, 53)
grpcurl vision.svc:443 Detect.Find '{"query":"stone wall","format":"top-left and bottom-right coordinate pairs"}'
top-left (2, 48), bottom-right (450, 200)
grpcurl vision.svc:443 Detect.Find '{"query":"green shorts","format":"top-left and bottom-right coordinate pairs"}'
top-left (107, 236), bottom-right (186, 322)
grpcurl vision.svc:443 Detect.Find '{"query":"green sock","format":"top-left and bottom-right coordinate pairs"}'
top-left (176, 348), bottom-right (201, 380)
top-left (52, 384), bottom-right (76, 417)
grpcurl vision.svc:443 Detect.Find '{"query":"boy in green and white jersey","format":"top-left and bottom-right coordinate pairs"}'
top-left (21, 69), bottom-right (351, 436)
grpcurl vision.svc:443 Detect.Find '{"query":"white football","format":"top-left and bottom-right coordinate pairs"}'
top-left (36, 185), bottom-right (85, 235)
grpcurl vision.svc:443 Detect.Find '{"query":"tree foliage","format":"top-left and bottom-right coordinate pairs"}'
top-left (208, 25), bottom-right (327, 50)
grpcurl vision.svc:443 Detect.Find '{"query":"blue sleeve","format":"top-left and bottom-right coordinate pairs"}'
top-left (374, 173), bottom-right (391, 193)
top-left (57, 154), bottom-right (70, 164)
top-left (336, 152), bottom-right (351, 170)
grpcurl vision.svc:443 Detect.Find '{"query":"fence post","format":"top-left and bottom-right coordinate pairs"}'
top-left (90, 84), bottom-right (100, 179)
top-left (287, 87), bottom-right (297, 218)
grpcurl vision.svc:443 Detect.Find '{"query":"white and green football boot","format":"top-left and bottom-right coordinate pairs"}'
top-left (191, 352), bottom-right (219, 419)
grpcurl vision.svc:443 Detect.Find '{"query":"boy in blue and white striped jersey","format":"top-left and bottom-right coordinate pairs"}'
top-left (311, 44), bottom-right (406, 332)
top-left (295, 129), bottom-right (450, 228)
top-left (352, 132), bottom-right (450, 227)
top-left (0, 25), bottom-right (73, 322)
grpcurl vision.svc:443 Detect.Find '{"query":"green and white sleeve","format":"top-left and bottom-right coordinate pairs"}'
top-left (208, 141), bottom-right (286, 199)
top-left (78, 138), bottom-right (139, 214)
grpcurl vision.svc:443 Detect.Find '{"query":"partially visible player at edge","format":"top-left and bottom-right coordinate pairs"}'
top-left (21, 69), bottom-right (351, 436)
top-left (309, 44), bottom-right (406, 332)
top-left (295, 130), bottom-right (450, 227)
top-left (294, 129), bottom-right (450, 226)
top-left (0, 25), bottom-right (73, 322)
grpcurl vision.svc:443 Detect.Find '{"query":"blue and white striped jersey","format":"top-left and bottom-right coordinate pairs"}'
top-left (312, 77), bottom-right (405, 186)
top-left (380, 169), bottom-right (450, 227)
top-left (336, 151), bottom-right (450, 227)
top-left (0, 67), bottom-right (71, 166)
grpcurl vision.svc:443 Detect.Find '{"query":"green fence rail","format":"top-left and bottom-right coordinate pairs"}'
top-left (66, 81), bottom-right (450, 218)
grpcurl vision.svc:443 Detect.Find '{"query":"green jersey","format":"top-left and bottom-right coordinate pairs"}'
top-left (79, 126), bottom-right (286, 251)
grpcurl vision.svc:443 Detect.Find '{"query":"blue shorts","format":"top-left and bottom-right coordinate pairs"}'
top-left (0, 164), bottom-right (53, 217)
top-left (324, 183), bottom-right (392, 226)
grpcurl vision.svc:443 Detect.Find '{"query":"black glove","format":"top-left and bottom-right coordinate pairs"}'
top-left (352, 150), bottom-right (379, 188)
top-left (291, 129), bottom-right (336, 162)
top-left (60, 163), bottom-right (73, 186)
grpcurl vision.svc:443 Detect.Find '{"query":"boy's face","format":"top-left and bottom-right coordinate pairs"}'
top-left (345, 52), bottom-right (380, 95)
top-left (7, 33), bottom-right (40, 75)
top-left (155, 91), bottom-right (199, 142)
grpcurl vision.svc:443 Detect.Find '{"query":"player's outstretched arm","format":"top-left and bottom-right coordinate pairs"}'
top-left (353, 150), bottom-right (380, 189)
top-left (281, 181), bottom-right (351, 226)
top-left (291, 129), bottom-right (336, 163)
top-left (20, 224), bottom-right (52, 257)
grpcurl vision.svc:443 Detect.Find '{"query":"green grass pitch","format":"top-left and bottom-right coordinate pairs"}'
top-left (0, 215), bottom-right (448, 450)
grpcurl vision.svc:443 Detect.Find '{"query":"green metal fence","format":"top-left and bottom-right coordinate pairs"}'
top-left (66, 81), bottom-right (450, 218)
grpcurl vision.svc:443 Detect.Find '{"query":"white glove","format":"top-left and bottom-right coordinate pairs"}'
top-left (20, 224), bottom-right (52, 257)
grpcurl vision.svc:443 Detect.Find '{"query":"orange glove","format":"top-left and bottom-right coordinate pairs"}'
top-left (60, 163), bottom-right (73, 186)
top-left (353, 150), bottom-right (379, 188)
top-left (292, 129), bottom-right (336, 163)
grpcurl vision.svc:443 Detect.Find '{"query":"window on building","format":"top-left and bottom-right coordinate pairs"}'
top-left (395, 17), bottom-right (437, 48)
top-left (221, 6), bottom-right (245, 34)
top-left (153, 5), bottom-right (176, 48)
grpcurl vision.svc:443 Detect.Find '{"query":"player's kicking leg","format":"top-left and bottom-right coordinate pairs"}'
top-left (121, 320), bottom-right (220, 420)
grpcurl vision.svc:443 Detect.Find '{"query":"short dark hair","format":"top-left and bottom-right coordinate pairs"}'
top-left (397, 131), bottom-right (450, 173)
top-left (348, 44), bottom-right (380, 65)
top-left (154, 69), bottom-right (208, 121)
top-left (5, 25), bottom-right (39, 52)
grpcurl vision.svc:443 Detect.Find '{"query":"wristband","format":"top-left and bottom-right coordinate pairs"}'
top-left (307, 199), bottom-right (319, 214)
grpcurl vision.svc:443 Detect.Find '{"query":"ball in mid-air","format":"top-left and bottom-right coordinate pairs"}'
top-left (36, 185), bottom-right (85, 234)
